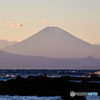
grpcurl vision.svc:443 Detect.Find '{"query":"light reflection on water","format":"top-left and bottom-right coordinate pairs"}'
top-left (86, 96), bottom-right (100, 100)
top-left (0, 96), bottom-right (100, 100)
top-left (0, 69), bottom-right (100, 81)
top-left (0, 96), bottom-right (62, 100)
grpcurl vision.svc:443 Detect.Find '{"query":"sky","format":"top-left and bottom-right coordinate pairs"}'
top-left (0, 0), bottom-right (100, 44)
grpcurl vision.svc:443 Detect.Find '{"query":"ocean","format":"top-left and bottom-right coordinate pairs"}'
top-left (0, 69), bottom-right (100, 100)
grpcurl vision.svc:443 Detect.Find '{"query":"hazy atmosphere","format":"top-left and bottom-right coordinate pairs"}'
top-left (0, 1), bottom-right (100, 100)
top-left (0, 0), bottom-right (100, 44)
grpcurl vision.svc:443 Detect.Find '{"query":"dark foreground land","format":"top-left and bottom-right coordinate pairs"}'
top-left (0, 74), bottom-right (100, 100)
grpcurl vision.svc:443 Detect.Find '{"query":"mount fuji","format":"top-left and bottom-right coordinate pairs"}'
top-left (2, 27), bottom-right (100, 58)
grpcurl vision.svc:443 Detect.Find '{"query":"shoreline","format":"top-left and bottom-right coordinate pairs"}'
top-left (0, 74), bottom-right (100, 99)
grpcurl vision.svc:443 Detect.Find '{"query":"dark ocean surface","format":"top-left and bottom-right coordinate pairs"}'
top-left (0, 69), bottom-right (100, 81)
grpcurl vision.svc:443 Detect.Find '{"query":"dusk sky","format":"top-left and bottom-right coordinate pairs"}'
top-left (0, 0), bottom-right (100, 44)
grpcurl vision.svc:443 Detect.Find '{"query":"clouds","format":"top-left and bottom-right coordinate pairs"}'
top-left (41, 20), bottom-right (51, 24)
top-left (0, 21), bottom-right (23, 28)
top-left (10, 22), bottom-right (23, 28)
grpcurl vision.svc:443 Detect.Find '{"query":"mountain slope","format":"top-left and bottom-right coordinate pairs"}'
top-left (2, 27), bottom-right (100, 58)
top-left (0, 40), bottom-right (17, 49)
top-left (0, 50), bottom-right (100, 69)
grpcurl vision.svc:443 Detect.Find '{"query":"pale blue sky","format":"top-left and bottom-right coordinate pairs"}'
top-left (0, 0), bottom-right (100, 44)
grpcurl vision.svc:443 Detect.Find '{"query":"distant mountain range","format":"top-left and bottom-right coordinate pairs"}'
top-left (0, 40), bottom-right (17, 49)
top-left (0, 26), bottom-right (100, 69)
top-left (0, 50), bottom-right (100, 69)
top-left (2, 27), bottom-right (100, 58)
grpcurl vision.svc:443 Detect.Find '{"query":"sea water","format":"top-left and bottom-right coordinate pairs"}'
top-left (0, 95), bottom-right (100, 100)
top-left (0, 95), bottom-right (62, 100)
top-left (0, 69), bottom-right (100, 81)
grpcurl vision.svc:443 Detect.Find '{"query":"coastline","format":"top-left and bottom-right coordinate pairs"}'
top-left (0, 74), bottom-right (100, 100)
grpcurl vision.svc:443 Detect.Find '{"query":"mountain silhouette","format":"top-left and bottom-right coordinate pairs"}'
top-left (0, 40), bottom-right (17, 49)
top-left (2, 27), bottom-right (100, 58)
top-left (0, 50), bottom-right (100, 69)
